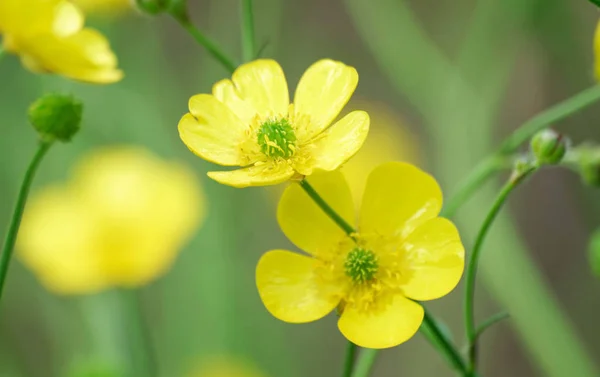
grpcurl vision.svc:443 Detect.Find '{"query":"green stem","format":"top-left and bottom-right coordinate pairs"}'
top-left (421, 309), bottom-right (468, 374)
top-left (500, 85), bottom-right (600, 154)
top-left (444, 85), bottom-right (600, 217)
top-left (351, 349), bottom-right (378, 377)
top-left (121, 289), bottom-right (157, 377)
top-left (299, 179), bottom-right (355, 235)
top-left (174, 17), bottom-right (237, 74)
top-left (240, 0), bottom-right (256, 62)
top-left (0, 141), bottom-right (52, 301)
top-left (475, 311), bottom-right (510, 341)
top-left (342, 341), bottom-right (357, 377)
top-left (464, 165), bottom-right (537, 373)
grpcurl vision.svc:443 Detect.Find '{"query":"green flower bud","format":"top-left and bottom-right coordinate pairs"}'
top-left (530, 129), bottom-right (568, 165)
top-left (578, 145), bottom-right (600, 187)
top-left (28, 94), bottom-right (82, 142)
top-left (588, 229), bottom-right (600, 278)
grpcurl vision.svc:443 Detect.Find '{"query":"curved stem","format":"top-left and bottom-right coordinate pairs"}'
top-left (342, 341), bottom-right (357, 377)
top-left (464, 165), bottom-right (537, 373)
top-left (299, 179), bottom-right (355, 235)
top-left (475, 311), bottom-right (510, 341)
top-left (0, 141), bottom-right (53, 301)
top-left (445, 85), bottom-right (600, 217)
top-left (240, 0), bottom-right (256, 62)
top-left (174, 17), bottom-right (237, 74)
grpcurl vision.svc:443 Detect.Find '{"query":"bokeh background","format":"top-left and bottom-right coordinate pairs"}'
top-left (1, 0), bottom-right (600, 376)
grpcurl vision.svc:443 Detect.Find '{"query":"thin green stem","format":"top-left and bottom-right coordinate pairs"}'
top-left (464, 165), bottom-right (537, 373)
top-left (299, 179), bottom-right (355, 235)
top-left (500, 85), bottom-right (600, 154)
top-left (240, 0), bottom-right (256, 62)
top-left (444, 85), bottom-right (600, 217)
top-left (421, 309), bottom-right (469, 374)
top-left (475, 311), bottom-right (510, 341)
top-left (0, 141), bottom-right (52, 301)
top-left (174, 17), bottom-right (237, 74)
top-left (342, 341), bottom-right (357, 377)
top-left (121, 289), bottom-right (157, 377)
top-left (351, 349), bottom-right (378, 377)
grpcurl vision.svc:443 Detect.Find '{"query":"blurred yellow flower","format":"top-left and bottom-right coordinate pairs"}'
top-left (17, 146), bottom-right (204, 294)
top-left (71, 0), bottom-right (132, 17)
top-left (179, 59), bottom-right (370, 188)
top-left (189, 356), bottom-right (265, 377)
top-left (0, 0), bottom-right (123, 83)
top-left (256, 162), bottom-right (464, 349)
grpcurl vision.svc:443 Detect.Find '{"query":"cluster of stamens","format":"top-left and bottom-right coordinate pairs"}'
top-left (344, 247), bottom-right (378, 284)
top-left (256, 118), bottom-right (297, 158)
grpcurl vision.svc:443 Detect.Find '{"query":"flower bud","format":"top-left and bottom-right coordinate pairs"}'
top-left (588, 229), bottom-right (600, 278)
top-left (28, 94), bottom-right (82, 142)
top-left (530, 129), bottom-right (568, 165)
top-left (578, 145), bottom-right (600, 187)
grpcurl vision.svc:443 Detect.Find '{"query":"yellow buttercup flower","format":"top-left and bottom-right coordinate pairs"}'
top-left (256, 162), bottom-right (464, 349)
top-left (17, 146), bottom-right (204, 294)
top-left (0, 0), bottom-right (123, 83)
top-left (178, 59), bottom-right (370, 188)
top-left (71, 0), bottom-right (132, 17)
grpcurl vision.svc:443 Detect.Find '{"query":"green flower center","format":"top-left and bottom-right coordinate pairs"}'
top-left (344, 248), bottom-right (378, 283)
top-left (257, 118), bottom-right (297, 158)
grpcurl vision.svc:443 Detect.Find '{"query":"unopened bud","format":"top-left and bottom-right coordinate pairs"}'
top-left (530, 129), bottom-right (568, 165)
top-left (28, 94), bottom-right (82, 142)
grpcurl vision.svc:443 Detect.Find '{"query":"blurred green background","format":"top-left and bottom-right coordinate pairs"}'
top-left (1, 0), bottom-right (600, 376)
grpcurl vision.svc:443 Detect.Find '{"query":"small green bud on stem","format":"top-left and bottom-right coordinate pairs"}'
top-left (28, 94), bottom-right (82, 142)
top-left (530, 129), bottom-right (568, 166)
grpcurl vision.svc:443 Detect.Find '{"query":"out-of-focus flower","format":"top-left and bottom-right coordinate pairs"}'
top-left (256, 162), bottom-right (464, 349)
top-left (178, 59), bottom-right (369, 188)
top-left (0, 0), bottom-right (123, 83)
top-left (71, 0), bottom-right (132, 17)
top-left (17, 146), bottom-right (204, 294)
top-left (188, 356), bottom-right (265, 377)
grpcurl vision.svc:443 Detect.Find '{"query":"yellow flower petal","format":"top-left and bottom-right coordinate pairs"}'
top-left (338, 295), bottom-right (424, 349)
top-left (53, 1), bottom-right (84, 37)
top-left (294, 110), bottom-right (369, 176)
top-left (0, 0), bottom-right (59, 37)
top-left (20, 28), bottom-right (123, 83)
top-left (401, 217), bottom-right (464, 301)
top-left (256, 250), bottom-right (340, 323)
top-left (360, 162), bottom-right (442, 238)
top-left (231, 59), bottom-right (289, 119)
top-left (207, 162), bottom-right (294, 188)
top-left (180, 94), bottom-right (248, 166)
top-left (277, 170), bottom-right (354, 256)
top-left (17, 186), bottom-right (108, 294)
top-left (293, 59), bottom-right (358, 140)
top-left (212, 79), bottom-right (257, 125)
